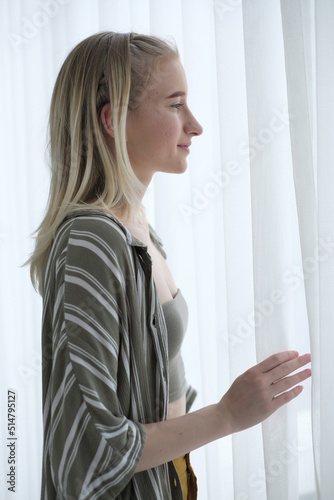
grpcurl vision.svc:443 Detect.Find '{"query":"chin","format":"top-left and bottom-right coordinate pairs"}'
top-left (171, 161), bottom-right (189, 174)
top-left (157, 161), bottom-right (188, 176)
top-left (178, 164), bottom-right (188, 174)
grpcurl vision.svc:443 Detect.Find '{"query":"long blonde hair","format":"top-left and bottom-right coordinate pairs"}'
top-left (28, 31), bottom-right (178, 295)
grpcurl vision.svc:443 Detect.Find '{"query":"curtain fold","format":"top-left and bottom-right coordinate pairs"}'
top-left (242, 1), bottom-right (305, 498)
top-left (314, 1), bottom-right (334, 498)
top-left (2, 1), bottom-right (333, 498)
top-left (280, 1), bottom-right (320, 497)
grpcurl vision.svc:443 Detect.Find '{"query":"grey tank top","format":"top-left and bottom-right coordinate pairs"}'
top-left (161, 289), bottom-right (188, 402)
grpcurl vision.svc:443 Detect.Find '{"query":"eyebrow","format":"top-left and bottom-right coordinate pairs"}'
top-left (166, 91), bottom-right (186, 99)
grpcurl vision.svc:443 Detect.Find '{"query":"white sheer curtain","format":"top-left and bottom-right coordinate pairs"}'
top-left (1, 1), bottom-right (333, 499)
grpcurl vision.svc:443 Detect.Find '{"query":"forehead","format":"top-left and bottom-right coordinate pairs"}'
top-left (147, 58), bottom-right (188, 99)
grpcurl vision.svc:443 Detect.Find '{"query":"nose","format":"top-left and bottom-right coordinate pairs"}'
top-left (184, 109), bottom-right (203, 136)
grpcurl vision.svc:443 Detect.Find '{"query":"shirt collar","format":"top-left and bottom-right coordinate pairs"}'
top-left (65, 209), bottom-right (148, 249)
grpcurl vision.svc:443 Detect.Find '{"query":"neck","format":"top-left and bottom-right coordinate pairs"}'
top-left (118, 173), bottom-right (152, 228)
top-left (113, 197), bottom-right (148, 230)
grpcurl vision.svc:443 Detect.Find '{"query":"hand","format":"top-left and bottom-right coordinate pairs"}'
top-left (218, 351), bottom-right (311, 434)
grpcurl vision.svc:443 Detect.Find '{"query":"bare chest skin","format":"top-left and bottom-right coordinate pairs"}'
top-left (124, 222), bottom-right (186, 419)
top-left (125, 223), bottom-right (177, 303)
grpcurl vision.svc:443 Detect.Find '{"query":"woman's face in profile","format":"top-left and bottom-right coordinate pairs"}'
top-left (126, 58), bottom-right (203, 186)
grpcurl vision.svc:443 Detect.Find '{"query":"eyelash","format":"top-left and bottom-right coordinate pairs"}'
top-left (171, 102), bottom-right (184, 110)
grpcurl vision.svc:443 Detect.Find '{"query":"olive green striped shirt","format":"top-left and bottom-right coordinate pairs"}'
top-left (41, 210), bottom-right (196, 499)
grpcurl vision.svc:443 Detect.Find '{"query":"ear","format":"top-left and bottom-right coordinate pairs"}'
top-left (100, 103), bottom-right (114, 138)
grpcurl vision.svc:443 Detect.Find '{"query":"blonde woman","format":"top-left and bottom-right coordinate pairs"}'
top-left (28, 32), bottom-right (311, 499)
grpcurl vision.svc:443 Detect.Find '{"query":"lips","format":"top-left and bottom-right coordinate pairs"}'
top-left (177, 143), bottom-right (191, 153)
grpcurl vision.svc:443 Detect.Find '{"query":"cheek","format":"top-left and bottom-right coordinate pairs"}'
top-left (148, 118), bottom-right (175, 149)
top-left (128, 109), bottom-right (180, 159)
top-left (159, 119), bottom-right (180, 145)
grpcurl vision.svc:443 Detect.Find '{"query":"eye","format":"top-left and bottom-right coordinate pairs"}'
top-left (171, 102), bottom-right (184, 110)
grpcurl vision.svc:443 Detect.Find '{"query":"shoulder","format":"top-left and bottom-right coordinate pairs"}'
top-left (47, 210), bottom-right (137, 283)
top-left (62, 210), bottom-right (131, 248)
top-left (53, 210), bottom-right (138, 261)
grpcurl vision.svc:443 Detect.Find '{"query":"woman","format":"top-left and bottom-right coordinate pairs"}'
top-left (29, 32), bottom-right (311, 499)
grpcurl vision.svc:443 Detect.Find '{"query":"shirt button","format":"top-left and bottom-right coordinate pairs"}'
top-left (174, 478), bottom-right (178, 487)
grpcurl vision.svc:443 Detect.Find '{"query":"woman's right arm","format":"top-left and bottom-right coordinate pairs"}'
top-left (136, 350), bottom-right (311, 472)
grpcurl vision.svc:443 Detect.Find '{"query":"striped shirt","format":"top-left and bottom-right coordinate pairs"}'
top-left (41, 210), bottom-right (196, 499)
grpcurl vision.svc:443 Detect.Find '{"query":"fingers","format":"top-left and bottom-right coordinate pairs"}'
top-left (272, 385), bottom-right (304, 412)
top-left (270, 368), bottom-right (311, 397)
top-left (219, 352), bottom-right (311, 433)
top-left (267, 353), bottom-right (311, 385)
top-left (258, 351), bottom-right (299, 373)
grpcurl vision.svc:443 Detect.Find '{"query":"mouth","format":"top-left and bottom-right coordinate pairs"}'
top-left (177, 143), bottom-right (191, 153)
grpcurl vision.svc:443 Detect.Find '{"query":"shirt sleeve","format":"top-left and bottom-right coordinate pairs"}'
top-left (46, 218), bottom-right (146, 499)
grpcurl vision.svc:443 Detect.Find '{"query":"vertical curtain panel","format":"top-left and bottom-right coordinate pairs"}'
top-left (1, 0), bottom-right (333, 498)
